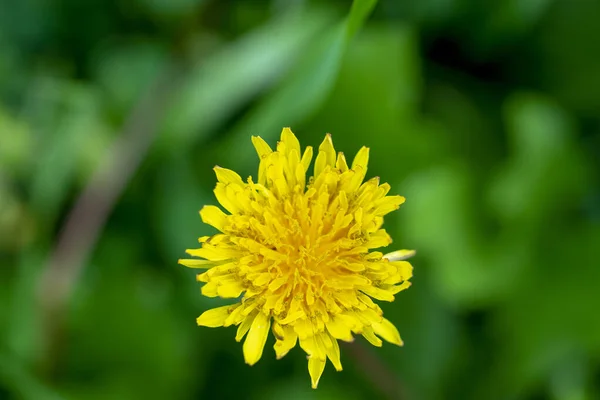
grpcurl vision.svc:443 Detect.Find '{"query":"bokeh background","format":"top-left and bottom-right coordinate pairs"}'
top-left (1, 0), bottom-right (599, 399)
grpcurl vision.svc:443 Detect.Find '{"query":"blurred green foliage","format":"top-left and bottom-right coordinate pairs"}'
top-left (1, 0), bottom-right (599, 399)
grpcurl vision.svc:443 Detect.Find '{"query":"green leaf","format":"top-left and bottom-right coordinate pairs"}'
top-left (0, 354), bottom-right (64, 400)
top-left (489, 93), bottom-right (589, 222)
top-left (0, 107), bottom-right (32, 177)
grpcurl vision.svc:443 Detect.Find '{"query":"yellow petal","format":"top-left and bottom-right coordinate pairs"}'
top-left (200, 282), bottom-right (218, 297)
top-left (273, 324), bottom-right (298, 359)
top-left (235, 314), bottom-right (254, 342)
top-left (313, 334), bottom-right (328, 360)
top-left (399, 262), bottom-right (414, 281)
top-left (359, 285), bottom-right (395, 302)
top-left (214, 184), bottom-right (240, 214)
top-left (383, 261), bottom-right (413, 284)
top-left (335, 313), bottom-right (364, 334)
top-left (313, 134), bottom-right (336, 178)
top-left (243, 312), bottom-right (271, 365)
top-left (295, 160), bottom-right (306, 188)
top-left (177, 259), bottom-right (216, 268)
top-left (372, 317), bottom-right (403, 346)
top-left (388, 281), bottom-right (411, 294)
top-left (197, 305), bottom-right (237, 327)
top-left (298, 335), bottom-right (316, 357)
top-left (308, 357), bottom-right (326, 389)
top-left (293, 317), bottom-right (314, 340)
top-left (199, 205), bottom-right (228, 231)
top-left (383, 249), bottom-right (416, 261)
top-left (325, 317), bottom-right (354, 342)
top-left (214, 166), bottom-right (244, 185)
top-left (340, 261), bottom-right (365, 272)
top-left (224, 304), bottom-right (245, 327)
top-left (217, 281), bottom-right (245, 298)
top-left (373, 195), bottom-right (405, 215)
top-left (323, 333), bottom-right (343, 371)
top-left (335, 152), bottom-right (348, 172)
top-left (251, 136), bottom-right (272, 158)
top-left (359, 308), bottom-right (383, 324)
top-left (340, 167), bottom-right (366, 194)
top-left (287, 149), bottom-right (300, 187)
top-left (301, 146), bottom-right (313, 172)
top-left (271, 321), bottom-right (285, 340)
top-left (280, 127), bottom-right (300, 155)
top-left (306, 285), bottom-right (315, 306)
top-left (364, 229), bottom-right (392, 249)
top-left (319, 134), bottom-right (336, 166)
top-left (268, 276), bottom-right (288, 292)
top-left (351, 146), bottom-right (369, 170)
top-left (313, 151), bottom-right (328, 179)
top-left (196, 271), bottom-right (209, 282)
top-left (361, 326), bottom-right (382, 347)
top-left (185, 246), bottom-right (239, 261)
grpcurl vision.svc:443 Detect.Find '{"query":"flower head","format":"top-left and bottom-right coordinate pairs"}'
top-left (179, 128), bottom-right (414, 388)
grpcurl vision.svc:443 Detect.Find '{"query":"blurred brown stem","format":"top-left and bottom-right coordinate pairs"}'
top-left (36, 62), bottom-right (182, 377)
top-left (345, 341), bottom-right (409, 400)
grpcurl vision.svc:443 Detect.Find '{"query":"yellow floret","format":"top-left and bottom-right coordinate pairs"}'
top-left (179, 128), bottom-right (415, 389)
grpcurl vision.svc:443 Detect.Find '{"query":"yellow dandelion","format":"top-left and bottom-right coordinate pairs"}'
top-left (179, 128), bottom-right (414, 388)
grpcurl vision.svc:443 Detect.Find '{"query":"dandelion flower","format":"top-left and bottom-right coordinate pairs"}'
top-left (179, 128), bottom-right (414, 388)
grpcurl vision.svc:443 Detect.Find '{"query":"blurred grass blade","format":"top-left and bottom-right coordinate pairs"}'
top-left (159, 7), bottom-right (335, 151)
top-left (346, 0), bottom-right (378, 38)
top-left (221, 0), bottom-right (379, 169)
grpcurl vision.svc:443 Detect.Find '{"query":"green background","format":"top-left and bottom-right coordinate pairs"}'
top-left (1, 0), bottom-right (599, 399)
